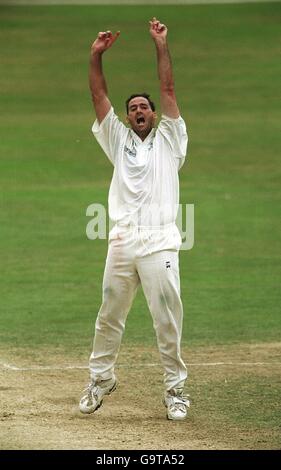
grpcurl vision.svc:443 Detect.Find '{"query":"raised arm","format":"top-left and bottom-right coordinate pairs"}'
top-left (89, 30), bottom-right (120, 123)
top-left (149, 17), bottom-right (179, 119)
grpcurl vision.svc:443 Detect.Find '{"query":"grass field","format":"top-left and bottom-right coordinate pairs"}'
top-left (0, 2), bottom-right (281, 450)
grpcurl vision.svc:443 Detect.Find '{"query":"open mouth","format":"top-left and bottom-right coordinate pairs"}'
top-left (136, 116), bottom-right (145, 124)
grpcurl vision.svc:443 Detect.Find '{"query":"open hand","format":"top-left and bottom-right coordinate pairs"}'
top-left (91, 30), bottom-right (120, 54)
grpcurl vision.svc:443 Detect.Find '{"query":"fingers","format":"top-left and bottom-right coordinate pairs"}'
top-left (113, 31), bottom-right (121, 41)
top-left (149, 17), bottom-right (166, 33)
top-left (98, 31), bottom-right (112, 40)
top-left (98, 30), bottom-right (120, 39)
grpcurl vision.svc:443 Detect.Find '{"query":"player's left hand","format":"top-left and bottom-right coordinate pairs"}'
top-left (149, 17), bottom-right (168, 41)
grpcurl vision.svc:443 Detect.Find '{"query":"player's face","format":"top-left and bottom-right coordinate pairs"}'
top-left (127, 97), bottom-right (157, 139)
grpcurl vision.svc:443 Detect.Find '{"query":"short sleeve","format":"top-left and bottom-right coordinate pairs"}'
top-left (92, 107), bottom-right (126, 165)
top-left (157, 114), bottom-right (188, 169)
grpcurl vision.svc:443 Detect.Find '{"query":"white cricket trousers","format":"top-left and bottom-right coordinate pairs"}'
top-left (89, 227), bottom-right (187, 391)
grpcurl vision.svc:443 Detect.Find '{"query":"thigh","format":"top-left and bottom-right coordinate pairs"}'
top-left (102, 239), bottom-right (140, 305)
top-left (136, 250), bottom-right (181, 312)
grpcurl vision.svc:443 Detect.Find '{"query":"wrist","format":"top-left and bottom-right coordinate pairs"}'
top-left (91, 49), bottom-right (104, 58)
top-left (90, 50), bottom-right (104, 65)
top-left (153, 37), bottom-right (168, 48)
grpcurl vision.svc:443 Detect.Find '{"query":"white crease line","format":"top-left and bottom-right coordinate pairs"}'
top-left (1, 363), bottom-right (20, 370)
top-left (0, 363), bottom-right (87, 371)
top-left (192, 362), bottom-right (281, 366)
top-left (1, 361), bottom-right (280, 371)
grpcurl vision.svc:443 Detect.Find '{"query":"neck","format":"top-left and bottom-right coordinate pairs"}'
top-left (134, 127), bottom-right (153, 141)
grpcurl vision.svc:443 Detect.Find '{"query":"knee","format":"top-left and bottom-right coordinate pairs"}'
top-left (96, 286), bottom-right (125, 328)
top-left (103, 285), bottom-right (116, 302)
top-left (95, 310), bottom-right (119, 332)
top-left (150, 291), bottom-right (174, 316)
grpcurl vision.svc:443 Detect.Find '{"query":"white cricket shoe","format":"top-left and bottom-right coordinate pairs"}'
top-left (164, 389), bottom-right (190, 421)
top-left (79, 378), bottom-right (117, 414)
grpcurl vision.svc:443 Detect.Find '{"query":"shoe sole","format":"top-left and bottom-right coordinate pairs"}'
top-left (167, 414), bottom-right (187, 421)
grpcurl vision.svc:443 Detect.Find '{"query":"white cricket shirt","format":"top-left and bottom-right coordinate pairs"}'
top-left (92, 107), bottom-right (188, 254)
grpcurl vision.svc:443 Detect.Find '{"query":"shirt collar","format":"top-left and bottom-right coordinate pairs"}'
top-left (130, 127), bottom-right (155, 145)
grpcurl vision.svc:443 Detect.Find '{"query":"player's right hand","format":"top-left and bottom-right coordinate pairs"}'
top-left (91, 31), bottom-right (120, 54)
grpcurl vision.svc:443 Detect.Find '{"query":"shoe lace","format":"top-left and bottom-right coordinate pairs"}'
top-left (83, 382), bottom-right (99, 400)
top-left (169, 394), bottom-right (190, 412)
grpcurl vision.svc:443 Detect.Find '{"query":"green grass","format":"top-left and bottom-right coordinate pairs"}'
top-left (0, 2), bottom-right (281, 351)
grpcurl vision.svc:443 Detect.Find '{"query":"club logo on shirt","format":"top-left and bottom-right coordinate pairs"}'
top-left (166, 261), bottom-right (171, 269)
top-left (124, 145), bottom-right (137, 158)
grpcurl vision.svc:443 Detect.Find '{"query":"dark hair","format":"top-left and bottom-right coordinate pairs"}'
top-left (126, 93), bottom-right (156, 114)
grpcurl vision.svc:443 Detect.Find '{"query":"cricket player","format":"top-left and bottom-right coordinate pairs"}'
top-left (79, 18), bottom-right (189, 420)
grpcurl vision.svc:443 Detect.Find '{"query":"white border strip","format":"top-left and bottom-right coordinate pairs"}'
top-left (1, 361), bottom-right (280, 371)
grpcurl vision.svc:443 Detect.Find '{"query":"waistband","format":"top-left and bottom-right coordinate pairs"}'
top-left (114, 222), bottom-right (176, 231)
